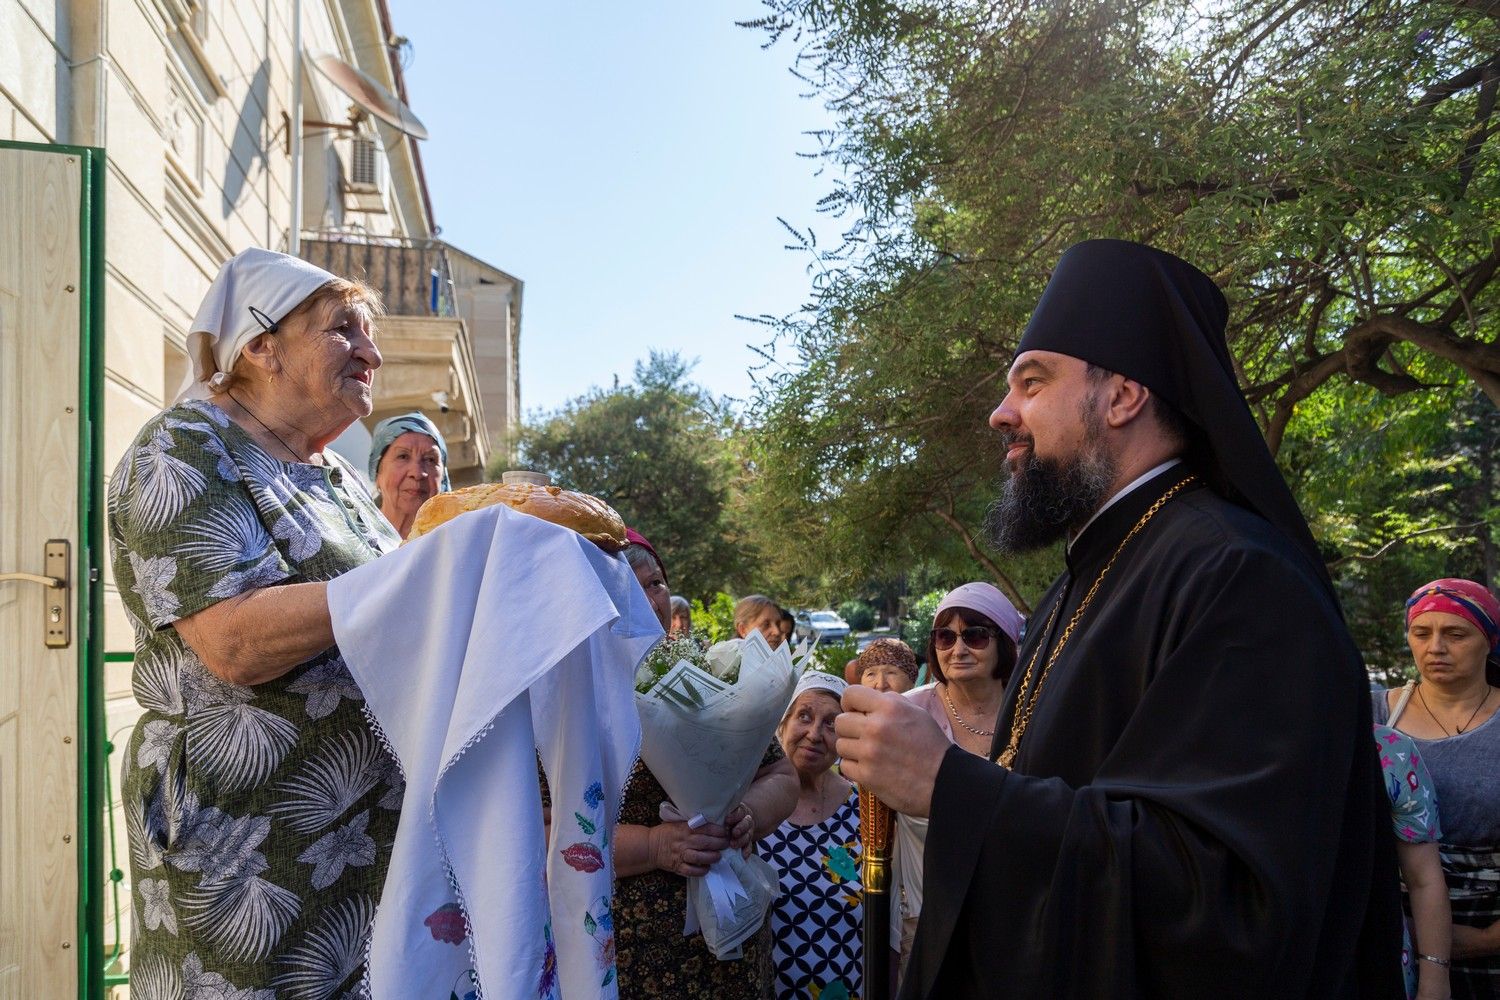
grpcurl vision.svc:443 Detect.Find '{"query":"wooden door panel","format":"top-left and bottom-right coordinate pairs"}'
top-left (0, 145), bottom-right (83, 999)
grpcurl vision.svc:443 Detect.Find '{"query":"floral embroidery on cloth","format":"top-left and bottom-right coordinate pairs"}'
top-left (562, 782), bottom-right (609, 874)
top-left (326, 504), bottom-right (659, 999)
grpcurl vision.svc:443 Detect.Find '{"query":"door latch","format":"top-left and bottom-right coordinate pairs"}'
top-left (0, 540), bottom-right (70, 648)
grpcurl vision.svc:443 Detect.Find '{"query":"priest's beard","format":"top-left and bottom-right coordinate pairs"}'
top-left (985, 406), bottom-right (1118, 554)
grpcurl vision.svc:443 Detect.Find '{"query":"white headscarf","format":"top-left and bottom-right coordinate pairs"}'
top-left (782, 669), bottom-right (848, 724)
top-left (175, 247), bottom-right (338, 403)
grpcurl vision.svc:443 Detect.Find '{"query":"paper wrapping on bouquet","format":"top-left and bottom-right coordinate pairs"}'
top-left (328, 504), bottom-right (663, 1000)
top-left (635, 631), bottom-right (805, 959)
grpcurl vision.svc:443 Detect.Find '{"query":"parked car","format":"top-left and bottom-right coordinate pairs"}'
top-left (795, 609), bottom-right (852, 643)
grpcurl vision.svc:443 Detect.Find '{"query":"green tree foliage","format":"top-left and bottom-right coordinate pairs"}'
top-left (742, 1), bottom-right (1500, 645)
top-left (691, 592), bottom-right (738, 643)
top-left (505, 353), bottom-right (748, 599)
top-left (838, 599), bottom-right (877, 630)
top-left (1292, 385), bottom-right (1500, 679)
top-left (813, 637), bottom-right (863, 675)
top-left (901, 589), bottom-right (946, 652)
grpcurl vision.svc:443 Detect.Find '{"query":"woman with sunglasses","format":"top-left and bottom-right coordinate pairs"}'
top-left (887, 582), bottom-right (1023, 979)
top-left (1374, 578), bottom-right (1500, 998)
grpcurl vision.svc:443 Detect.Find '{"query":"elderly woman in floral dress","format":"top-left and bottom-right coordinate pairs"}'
top-left (111, 249), bottom-right (401, 997)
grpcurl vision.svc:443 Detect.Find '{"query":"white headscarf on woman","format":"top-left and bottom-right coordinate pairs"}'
top-left (781, 669), bottom-right (848, 724)
top-left (175, 247), bottom-right (338, 403)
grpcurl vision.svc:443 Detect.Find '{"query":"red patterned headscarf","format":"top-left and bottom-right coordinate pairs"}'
top-left (1405, 578), bottom-right (1500, 650)
top-left (624, 527), bottom-right (667, 587)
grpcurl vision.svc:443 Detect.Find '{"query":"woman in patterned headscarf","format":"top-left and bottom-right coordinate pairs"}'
top-left (847, 637), bottom-right (919, 692)
top-left (110, 249), bottom-right (401, 997)
top-left (368, 411), bottom-right (450, 539)
top-left (1375, 578), bottom-right (1500, 998)
top-left (762, 671), bottom-right (862, 1000)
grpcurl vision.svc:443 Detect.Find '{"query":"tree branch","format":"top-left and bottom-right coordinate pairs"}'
top-left (1263, 351), bottom-right (1346, 454)
top-left (932, 506), bottom-right (1032, 615)
top-left (1415, 53), bottom-right (1500, 112)
top-left (1127, 177), bottom-right (1301, 203)
top-left (1435, 238), bottom-right (1500, 330)
top-left (1456, 64), bottom-right (1499, 199)
top-left (1329, 520), bottom-right (1492, 568)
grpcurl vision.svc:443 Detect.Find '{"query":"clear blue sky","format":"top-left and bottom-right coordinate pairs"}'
top-left (384, 0), bottom-right (838, 417)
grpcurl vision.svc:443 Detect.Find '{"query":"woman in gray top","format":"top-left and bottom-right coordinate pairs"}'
top-left (1374, 578), bottom-right (1500, 998)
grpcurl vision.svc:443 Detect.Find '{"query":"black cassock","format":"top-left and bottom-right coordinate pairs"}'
top-left (902, 468), bottom-right (1403, 999)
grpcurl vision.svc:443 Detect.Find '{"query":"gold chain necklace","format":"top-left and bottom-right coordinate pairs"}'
top-left (996, 475), bottom-right (1197, 768)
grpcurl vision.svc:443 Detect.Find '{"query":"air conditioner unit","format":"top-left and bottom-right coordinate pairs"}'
top-left (347, 135), bottom-right (385, 193)
top-left (342, 134), bottom-right (388, 214)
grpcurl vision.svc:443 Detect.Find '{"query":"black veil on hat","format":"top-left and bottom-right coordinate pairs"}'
top-left (1014, 239), bottom-right (1331, 591)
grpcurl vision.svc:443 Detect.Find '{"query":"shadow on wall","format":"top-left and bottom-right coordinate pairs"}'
top-left (222, 59), bottom-right (269, 219)
top-left (53, 0), bottom-right (74, 142)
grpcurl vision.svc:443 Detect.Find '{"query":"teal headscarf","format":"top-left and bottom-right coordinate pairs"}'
top-left (369, 412), bottom-right (451, 493)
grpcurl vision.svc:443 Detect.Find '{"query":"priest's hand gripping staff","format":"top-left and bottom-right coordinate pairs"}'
top-left (860, 785), bottom-right (896, 1000)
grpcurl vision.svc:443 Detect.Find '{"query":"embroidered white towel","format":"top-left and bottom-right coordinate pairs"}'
top-left (329, 503), bottom-right (661, 999)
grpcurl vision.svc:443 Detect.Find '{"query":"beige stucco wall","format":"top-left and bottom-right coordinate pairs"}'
top-left (1, 0), bottom-right (435, 981)
top-left (448, 245), bottom-right (522, 458)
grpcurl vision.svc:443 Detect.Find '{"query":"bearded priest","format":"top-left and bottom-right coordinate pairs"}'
top-left (835, 240), bottom-right (1403, 998)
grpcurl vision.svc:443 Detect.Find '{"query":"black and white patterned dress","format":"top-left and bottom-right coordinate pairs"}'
top-left (761, 790), bottom-right (863, 1000)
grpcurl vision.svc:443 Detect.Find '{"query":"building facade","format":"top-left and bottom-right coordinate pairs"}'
top-left (1, 1), bottom-right (519, 991)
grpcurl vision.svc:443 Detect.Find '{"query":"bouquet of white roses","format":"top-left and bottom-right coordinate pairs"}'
top-left (633, 630), bottom-right (809, 958)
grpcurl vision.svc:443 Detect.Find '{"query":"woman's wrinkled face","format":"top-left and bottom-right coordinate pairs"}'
top-left (670, 609), bottom-right (692, 636)
top-left (376, 432), bottom-right (443, 518)
top-left (862, 662), bottom-right (914, 694)
top-left (739, 606), bottom-right (785, 649)
top-left (1408, 611), bottom-right (1490, 685)
top-left (275, 300), bottom-right (381, 419)
top-left (634, 559), bottom-right (671, 631)
top-left (779, 690), bottom-right (842, 778)
top-left (936, 611), bottom-right (1000, 683)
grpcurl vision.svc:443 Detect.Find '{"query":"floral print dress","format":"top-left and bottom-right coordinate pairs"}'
top-left (1375, 723), bottom-right (1443, 1000)
top-left (109, 400), bottom-right (402, 998)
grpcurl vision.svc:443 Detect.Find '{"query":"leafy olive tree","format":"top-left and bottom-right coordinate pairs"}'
top-left (740, 0), bottom-right (1500, 637)
top-left (506, 352), bottom-right (750, 599)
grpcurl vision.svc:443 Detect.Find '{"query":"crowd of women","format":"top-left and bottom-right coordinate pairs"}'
top-left (110, 249), bottom-right (1499, 998)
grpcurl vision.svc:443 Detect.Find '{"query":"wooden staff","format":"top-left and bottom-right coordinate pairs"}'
top-left (859, 786), bottom-right (896, 1000)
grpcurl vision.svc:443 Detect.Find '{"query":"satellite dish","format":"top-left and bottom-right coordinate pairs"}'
top-left (311, 53), bottom-right (429, 140)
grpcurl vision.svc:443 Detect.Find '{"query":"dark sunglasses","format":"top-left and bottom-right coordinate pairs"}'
top-left (930, 626), bottom-right (998, 651)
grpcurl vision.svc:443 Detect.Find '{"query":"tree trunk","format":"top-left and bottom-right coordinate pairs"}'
top-left (1481, 397), bottom-right (1499, 589)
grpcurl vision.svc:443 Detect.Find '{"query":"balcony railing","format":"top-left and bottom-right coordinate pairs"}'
top-left (299, 233), bottom-right (457, 318)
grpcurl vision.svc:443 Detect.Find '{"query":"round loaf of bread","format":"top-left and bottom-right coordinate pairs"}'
top-left (407, 481), bottom-right (629, 551)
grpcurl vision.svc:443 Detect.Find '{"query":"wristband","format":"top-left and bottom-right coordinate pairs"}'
top-left (1417, 953), bottom-right (1451, 968)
